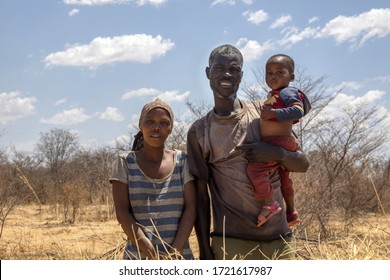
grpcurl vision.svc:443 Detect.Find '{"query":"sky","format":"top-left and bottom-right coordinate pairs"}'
top-left (1, 0), bottom-right (390, 153)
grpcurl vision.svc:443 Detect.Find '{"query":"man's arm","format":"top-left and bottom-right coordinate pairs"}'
top-left (194, 177), bottom-right (214, 260)
top-left (186, 123), bottom-right (214, 259)
top-left (236, 141), bottom-right (309, 172)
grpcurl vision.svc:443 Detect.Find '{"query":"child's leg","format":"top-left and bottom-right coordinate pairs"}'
top-left (247, 162), bottom-right (281, 227)
top-left (279, 168), bottom-right (300, 226)
top-left (279, 168), bottom-right (295, 213)
top-left (247, 162), bottom-right (277, 201)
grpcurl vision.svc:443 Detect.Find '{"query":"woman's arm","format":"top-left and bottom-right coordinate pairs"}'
top-left (112, 181), bottom-right (156, 259)
top-left (236, 141), bottom-right (309, 172)
top-left (171, 180), bottom-right (196, 254)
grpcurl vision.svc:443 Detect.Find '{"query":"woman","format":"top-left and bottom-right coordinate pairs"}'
top-left (110, 98), bottom-right (196, 260)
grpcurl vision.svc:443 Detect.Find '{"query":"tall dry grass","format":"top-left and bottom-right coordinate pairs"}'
top-left (0, 204), bottom-right (388, 260)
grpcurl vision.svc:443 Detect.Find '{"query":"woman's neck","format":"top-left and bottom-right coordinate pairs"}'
top-left (137, 146), bottom-right (166, 163)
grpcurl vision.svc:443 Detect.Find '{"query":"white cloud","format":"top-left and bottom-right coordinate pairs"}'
top-left (250, 8), bottom-right (390, 51)
top-left (107, 134), bottom-right (132, 149)
top-left (157, 90), bottom-right (190, 102)
top-left (318, 8), bottom-right (390, 48)
top-left (68, 9), bottom-right (80, 16)
top-left (135, 0), bottom-right (167, 6)
top-left (269, 15), bottom-right (292, 29)
top-left (318, 90), bottom-right (386, 122)
top-left (121, 87), bottom-right (189, 102)
top-left (350, 90), bottom-right (385, 106)
top-left (0, 92), bottom-right (36, 125)
top-left (122, 88), bottom-right (161, 99)
top-left (211, 0), bottom-right (235, 7)
top-left (278, 26), bottom-right (319, 48)
top-left (40, 108), bottom-right (91, 125)
top-left (308, 16), bottom-right (319, 24)
top-left (44, 34), bottom-right (175, 68)
top-left (241, 0), bottom-right (254, 5)
top-left (330, 81), bottom-right (364, 93)
top-left (235, 38), bottom-right (273, 61)
top-left (242, 9), bottom-right (269, 25)
top-left (54, 98), bottom-right (67, 106)
top-left (63, 0), bottom-right (129, 5)
top-left (64, 0), bottom-right (167, 5)
top-left (99, 107), bottom-right (125, 121)
top-left (374, 75), bottom-right (390, 83)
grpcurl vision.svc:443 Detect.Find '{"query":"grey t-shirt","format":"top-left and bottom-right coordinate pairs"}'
top-left (187, 100), bottom-right (291, 241)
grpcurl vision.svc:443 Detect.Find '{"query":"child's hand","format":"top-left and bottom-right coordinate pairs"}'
top-left (260, 105), bottom-right (277, 120)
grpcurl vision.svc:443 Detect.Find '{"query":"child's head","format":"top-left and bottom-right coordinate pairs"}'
top-left (132, 98), bottom-right (174, 151)
top-left (265, 54), bottom-right (295, 91)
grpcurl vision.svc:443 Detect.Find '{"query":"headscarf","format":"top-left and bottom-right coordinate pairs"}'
top-left (132, 98), bottom-right (174, 151)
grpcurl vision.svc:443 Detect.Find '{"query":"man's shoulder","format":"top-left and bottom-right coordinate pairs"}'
top-left (189, 111), bottom-right (213, 131)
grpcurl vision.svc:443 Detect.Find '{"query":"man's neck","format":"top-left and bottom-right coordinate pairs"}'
top-left (213, 98), bottom-right (242, 116)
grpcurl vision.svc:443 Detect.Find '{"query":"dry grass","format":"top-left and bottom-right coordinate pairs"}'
top-left (0, 204), bottom-right (199, 260)
top-left (295, 213), bottom-right (390, 260)
top-left (0, 204), bottom-right (388, 260)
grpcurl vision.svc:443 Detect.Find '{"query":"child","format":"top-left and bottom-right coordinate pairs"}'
top-left (247, 54), bottom-right (311, 227)
top-left (110, 98), bottom-right (196, 259)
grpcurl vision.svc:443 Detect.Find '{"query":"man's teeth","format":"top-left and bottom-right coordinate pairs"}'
top-left (220, 82), bottom-right (232, 86)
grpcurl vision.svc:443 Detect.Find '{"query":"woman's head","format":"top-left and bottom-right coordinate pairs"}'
top-left (132, 98), bottom-right (174, 151)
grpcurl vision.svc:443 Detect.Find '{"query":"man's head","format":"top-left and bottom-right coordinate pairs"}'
top-left (208, 44), bottom-right (243, 67)
top-left (206, 44), bottom-right (243, 100)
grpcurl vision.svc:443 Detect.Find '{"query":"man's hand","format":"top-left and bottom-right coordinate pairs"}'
top-left (235, 141), bottom-right (283, 163)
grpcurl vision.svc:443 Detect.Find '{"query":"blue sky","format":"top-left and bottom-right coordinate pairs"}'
top-left (1, 0), bottom-right (390, 152)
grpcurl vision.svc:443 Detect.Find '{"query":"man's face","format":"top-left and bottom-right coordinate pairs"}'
top-left (206, 53), bottom-right (243, 100)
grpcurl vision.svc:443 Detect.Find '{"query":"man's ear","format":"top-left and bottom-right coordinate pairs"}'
top-left (205, 67), bottom-right (210, 79)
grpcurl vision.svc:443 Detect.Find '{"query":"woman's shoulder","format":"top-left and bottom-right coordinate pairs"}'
top-left (117, 151), bottom-right (136, 163)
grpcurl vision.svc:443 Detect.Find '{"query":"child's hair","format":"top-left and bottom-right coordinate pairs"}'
top-left (132, 98), bottom-right (174, 151)
top-left (267, 54), bottom-right (295, 73)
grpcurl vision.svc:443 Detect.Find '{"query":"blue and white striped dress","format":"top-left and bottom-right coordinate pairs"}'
top-left (110, 150), bottom-right (194, 260)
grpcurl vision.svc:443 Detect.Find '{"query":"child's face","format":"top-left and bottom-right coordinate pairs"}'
top-left (140, 108), bottom-right (172, 148)
top-left (265, 61), bottom-right (294, 91)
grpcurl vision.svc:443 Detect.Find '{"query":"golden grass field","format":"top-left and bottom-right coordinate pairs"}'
top-left (1, 204), bottom-right (389, 260)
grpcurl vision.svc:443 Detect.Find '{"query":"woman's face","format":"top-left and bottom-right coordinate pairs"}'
top-left (140, 107), bottom-right (172, 148)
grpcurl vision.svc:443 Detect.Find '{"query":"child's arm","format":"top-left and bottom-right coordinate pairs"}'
top-left (275, 87), bottom-right (304, 122)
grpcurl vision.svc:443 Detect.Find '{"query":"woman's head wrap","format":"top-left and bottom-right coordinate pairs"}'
top-left (138, 98), bottom-right (174, 129)
top-left (132, 98), bottom-right (174, 151)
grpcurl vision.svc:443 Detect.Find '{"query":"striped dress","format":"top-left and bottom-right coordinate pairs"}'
top-left (110, 149), bottom-right (194, 260)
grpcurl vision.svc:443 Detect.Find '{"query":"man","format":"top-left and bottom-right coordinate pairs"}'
top-left (186, 44), bottom-right (309, 260)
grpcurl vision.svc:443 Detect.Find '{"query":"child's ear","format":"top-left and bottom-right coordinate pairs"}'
top-left (290, 73), bottom-right (295, 82)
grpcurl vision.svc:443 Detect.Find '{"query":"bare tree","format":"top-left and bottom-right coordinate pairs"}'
top-left (295, 102), bottom-right (389, 237)
top-left (35, 128), bottom-right (80, 176)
